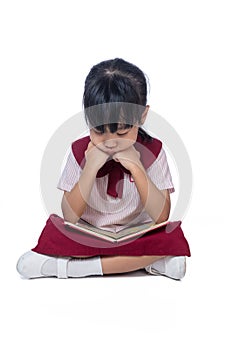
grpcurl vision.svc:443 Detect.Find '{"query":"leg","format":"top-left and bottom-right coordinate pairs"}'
top-left (101, 255), bottom-right (165, 274)
top-left (100, 255), bottom-right (186, 279)
top-left (17, 251), bottom-right (186, 279)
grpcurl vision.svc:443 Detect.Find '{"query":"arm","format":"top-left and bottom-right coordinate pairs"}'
top-left (61, 163), bottom-right (98, 223)
top-left (130, 166), bottom-right (171, 223)
top-left (61, 142), bottom-right (109, 224)
top-left (113, 147), bottom-right (171, 223)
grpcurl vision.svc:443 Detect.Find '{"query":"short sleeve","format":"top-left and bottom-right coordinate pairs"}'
top-left (147, 147), bottom-right (175, 193)
top-left (57, 149), bottom-right (82, 192)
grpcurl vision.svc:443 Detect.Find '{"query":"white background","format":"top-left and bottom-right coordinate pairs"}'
top-left (1, 0), bottom-right (232, 349)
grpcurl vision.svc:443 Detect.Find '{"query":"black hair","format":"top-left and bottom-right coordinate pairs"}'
top-left (83, 58), bottom-right (152, 141)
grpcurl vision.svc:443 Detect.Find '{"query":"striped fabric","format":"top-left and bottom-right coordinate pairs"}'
top-left (57, 146), bottom-right (174, 232)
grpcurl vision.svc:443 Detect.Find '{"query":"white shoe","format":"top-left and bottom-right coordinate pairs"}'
top-left (145, 256), bottom-right (186, 280)
top-left (16, 251), bottom-right (70, 279)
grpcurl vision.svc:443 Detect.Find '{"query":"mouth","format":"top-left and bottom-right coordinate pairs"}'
top-left (105, 150), bottom-right (116, 156)
top-left (103, 148), bottom-right (118, 155)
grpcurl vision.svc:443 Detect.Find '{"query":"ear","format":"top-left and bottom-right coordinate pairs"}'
top-left (140, 105), bottom-right (150, 125)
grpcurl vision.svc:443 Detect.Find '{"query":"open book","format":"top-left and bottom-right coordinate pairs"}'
top-left (64, 219), bottom-right (168, 243)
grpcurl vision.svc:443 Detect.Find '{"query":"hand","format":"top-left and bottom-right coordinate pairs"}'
top-left (112, 146), bottom-right (143, 172)
top-left (84, 142), bottom-right (109, 172)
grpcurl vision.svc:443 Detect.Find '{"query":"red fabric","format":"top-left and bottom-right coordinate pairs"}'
top-left (71, 134), bottom-right (162, 198)
top-left (32, 214), bottom-right (191, 257)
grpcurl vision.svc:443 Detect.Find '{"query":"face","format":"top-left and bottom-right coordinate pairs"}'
top-left (89, 106), bottom-right (149, 155)
top-left (89, 125), bottom-right (139, 155)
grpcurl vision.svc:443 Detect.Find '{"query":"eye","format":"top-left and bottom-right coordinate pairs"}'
top-left (93, 128), bottom-right (103, 135)
top-left (117, 131), bottom-right (129, 136)
top-left (116, 128), bottom-right (130, 136)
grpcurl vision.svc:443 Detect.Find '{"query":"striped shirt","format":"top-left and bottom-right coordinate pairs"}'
top-left (57, 145), bottom-right (174, 232)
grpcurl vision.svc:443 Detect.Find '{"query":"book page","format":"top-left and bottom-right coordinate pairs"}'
top-left (65, 219), bottom-right (167, 240)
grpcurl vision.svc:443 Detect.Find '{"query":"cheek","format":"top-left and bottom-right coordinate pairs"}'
top-left (132, 127), bottom-right (139, 138)
top-left (127, 129), bottom-right (138, 144)
top-left (118, 138), bottom-right (135, 149)
top-left (90, 133), bottom-right (102, 146)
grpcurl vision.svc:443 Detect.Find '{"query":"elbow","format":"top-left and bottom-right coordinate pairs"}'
top-left (63, 213), bottom-right (79, 224)
top-left (156, 213), bottom-right (169, 224)
top-left (155, 203), bottom-right (170, 224)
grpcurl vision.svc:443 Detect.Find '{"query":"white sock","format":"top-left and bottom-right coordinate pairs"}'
top-left (67, 257), bottom-right (103, 277)
top-left (149, 258), bottom-right (166, 273)
top-left (42, 256), bottom-right (103, 278)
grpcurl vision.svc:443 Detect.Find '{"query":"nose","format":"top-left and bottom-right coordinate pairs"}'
top-left (104, 138), bottom-right (118, 149)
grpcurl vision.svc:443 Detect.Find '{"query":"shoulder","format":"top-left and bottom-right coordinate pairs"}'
top-left (72, 135), bottom-right (90, 152)
top-left (136, 134), bottom-right (162, 169)
top-left (71, 136), bottom-right (90, 164)
top-left (150, 147), bottom-right (168, 167)
top-left (145, 137), bottom-right (162, 158)
top-left (137, 133), bottom-right (162, 156)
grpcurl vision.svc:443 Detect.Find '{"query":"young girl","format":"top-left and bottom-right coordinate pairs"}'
top-left (17, 58), bottom-right (187, 280)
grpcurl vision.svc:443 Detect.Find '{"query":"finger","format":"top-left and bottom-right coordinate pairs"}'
top-left (112, 154), bottom-right (120, 162)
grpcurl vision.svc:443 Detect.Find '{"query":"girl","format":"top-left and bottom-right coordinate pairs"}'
top-left (17, 58), bottom-right (187, 280)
